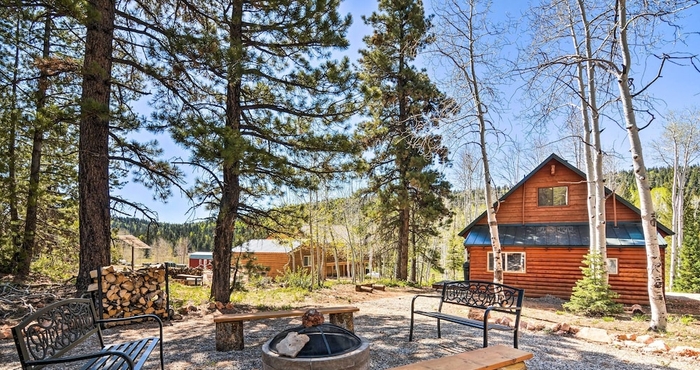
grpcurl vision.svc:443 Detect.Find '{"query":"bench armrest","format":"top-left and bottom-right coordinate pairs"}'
top-left (23, 350), bottom-right (136, 369)
top-left (97, 314), bottom-right (164, 341)
top-left (411, 294), bottom-right (443, 313)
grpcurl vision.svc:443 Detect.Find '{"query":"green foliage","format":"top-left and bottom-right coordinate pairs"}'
top-left (564, 253), bottom-right (623, 316)
top-left (675, 203), bottom-right (700, 292)
top-left (358, 0), bottom-right (454, 280)
top-left (276, 267), bottom-right (314, 290)
top-left (169, 283), bottom-right (212, 308)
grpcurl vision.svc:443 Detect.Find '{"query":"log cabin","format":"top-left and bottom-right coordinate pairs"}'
top-left (458, 154), bottom-right (672, 305)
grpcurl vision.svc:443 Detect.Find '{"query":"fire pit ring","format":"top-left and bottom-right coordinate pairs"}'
top-left (261, 323), bottom-right (370, 370)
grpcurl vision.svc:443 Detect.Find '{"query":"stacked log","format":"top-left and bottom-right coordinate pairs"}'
top-left (89, 265), bottom-right (169, 320)
top-left (167, 266), bottom-right (203, 277)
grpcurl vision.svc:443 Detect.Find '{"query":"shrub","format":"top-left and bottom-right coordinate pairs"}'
top-left (564, 253), bottom-right (623, 316)
top-left (275, 267), bottom-right (313, 290)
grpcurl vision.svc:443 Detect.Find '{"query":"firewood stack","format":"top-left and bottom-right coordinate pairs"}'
top-left (88, 265), bottom-right (169, 320)
top-left (167, 266), bottom-right (203, 277)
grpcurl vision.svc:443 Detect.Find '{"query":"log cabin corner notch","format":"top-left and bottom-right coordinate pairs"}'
top-left (458, 153), bottom-right (672, 305)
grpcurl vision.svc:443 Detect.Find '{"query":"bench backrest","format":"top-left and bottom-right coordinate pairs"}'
top-left (12, 298), bottom-right (103, 368)
top-left (440, 280), bottom-right (524, 314)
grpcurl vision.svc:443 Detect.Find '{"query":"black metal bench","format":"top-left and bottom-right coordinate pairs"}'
top-left (409, 280), bottom-right (524, 348)
top-left (12, 298), bottom-right (164, 370)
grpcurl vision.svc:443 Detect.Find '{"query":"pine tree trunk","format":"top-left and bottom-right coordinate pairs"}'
top-left (16, 14), bottom-right (52, 278)
top-left (77, 0), bottom-right (115, 293)
top-left (616, 0), bottom-right (667, 331)
top-left (212, 0), bottom-right (243, 303)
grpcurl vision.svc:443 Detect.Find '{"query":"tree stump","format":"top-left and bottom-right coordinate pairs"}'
top-left (216, 321), bottom-right (244, 351)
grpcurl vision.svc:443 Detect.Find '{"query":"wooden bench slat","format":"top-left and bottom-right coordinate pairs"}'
top-left (214, 305), bottom-right (359, 323)
top-left (388, 345), bottom-right (533, 370)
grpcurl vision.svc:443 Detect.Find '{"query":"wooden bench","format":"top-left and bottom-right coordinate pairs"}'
top-left (410, 280), bottom-right (524, 348)
top-left (388, 345), bottom-right (533, 370)
top-left (214, 305), bottom-right (359, 351)
top-left (12, 298), bottom-right (164, 370)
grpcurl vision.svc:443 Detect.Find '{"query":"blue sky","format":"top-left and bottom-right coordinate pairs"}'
top-left (114, 1), bottom-right (700, 224)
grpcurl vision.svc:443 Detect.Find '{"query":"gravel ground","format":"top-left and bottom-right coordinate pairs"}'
top-left (2, 292), bottom-right (698, 369)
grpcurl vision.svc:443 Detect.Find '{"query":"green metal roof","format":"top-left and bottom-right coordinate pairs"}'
top-left (463, 222), bottom-right (667, 247)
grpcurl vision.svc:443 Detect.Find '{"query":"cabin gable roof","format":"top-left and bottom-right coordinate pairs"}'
top-left (458, 153), bottom-right (672, 239)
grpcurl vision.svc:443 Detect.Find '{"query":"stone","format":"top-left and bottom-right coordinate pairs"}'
top-left (549, 323), bottom-right (561, 332)
top-left (575, 327), bottom-right (611, 343)
top-left (623, 340), bottom-right (646, 349)
top-left (276, 332), bottom-right (310, 358)
top-left (208, 302), bottom-right (217, 310)
top-left (644, 340), bottom-right (669, 353)
top-left (616, 333), bottom-right (636, 341)
top-left (0, 325), bottom-right (11, 340)
top-left (302, 309), bottom-right (324, 327)
top-left (560, 323), bottom-right (571, 333)
top-left (630, 304), bottom-right (645, 315)
top-left (519, 321), bottom-right (529, 329)
top-left (636, 334), bottom-right (654, 345)
top-left (670, 346), bottom-right (700, 357)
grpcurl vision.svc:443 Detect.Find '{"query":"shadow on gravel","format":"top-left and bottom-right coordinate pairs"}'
top-left (1, 305), bottom-right (695, 369)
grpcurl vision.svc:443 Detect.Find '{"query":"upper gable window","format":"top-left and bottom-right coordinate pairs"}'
top-left (538, 186), bottom-right (568, 206)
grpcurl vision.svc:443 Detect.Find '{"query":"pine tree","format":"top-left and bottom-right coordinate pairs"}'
top-left (147, 0), bottom-right (360, 302)
top-left (359, 0), bottom-right (453, 281)
top-left (564, 253), bottom-right (623, 316)
top-left (675, 203), bottom-right (700, 292)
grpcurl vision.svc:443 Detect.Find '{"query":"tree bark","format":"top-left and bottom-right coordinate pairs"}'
top-left (77, 0), bottom-right (115, 293)
top-left (211, 0), bottom-right (243, 303)
top-left (616, 0), bottom-right (667, 331)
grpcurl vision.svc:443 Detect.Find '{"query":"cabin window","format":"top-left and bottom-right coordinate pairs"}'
top-left (302, 255), bottom-right (311, 267)
top-left (538, 186), bottom-right (568, 206)
top-left (606, 258), bottom-right (618, 275)
top-left (487, 252), bottom-right (526, 273)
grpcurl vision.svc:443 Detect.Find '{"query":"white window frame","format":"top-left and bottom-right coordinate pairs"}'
top-left (302, 255), bottom-right (311, 267)
top-left (487, 252), bottom-right (526, 273)
top-left (606, 258), bottom-right (619, 275)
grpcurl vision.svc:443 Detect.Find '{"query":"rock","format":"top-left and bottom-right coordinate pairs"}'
top-left (549, 323), bottom-right (561, 332)
top-left (0, 325), bottom-right (11, 340)
top-left (276, 332), bottom-right (310, 357)
top-left (188, 305), bottom-right (199, 312)
top-left (670, 346), bottom-right (700, 357)
top-left (560, 323), bottom-right (571, 333)
top-left (636, 334), bottom-right (654, 345)
top-left (630, 304), bottom-right (644, 315)
top-left (225, 303), bottom-right (234, 310)
top-left (519, 321), bottom-right (529, 329)
top-left (302, 309), bottom-right (324, 327)
top-left (208, 302), bottom-right (217, 310)
top-left (575, 327), bottom-right (611, 343)
top-left (178, 307), bottom-right (189, 315)
top-left (623, 340), bottom-right (646, 348)
top-left (171, 314), bottom-right (184, 320)
top-left (616, 333), bottom-right (636, 341)
top-left (644, 340), bottom-right (669, 353)
top-left (215, 301), bottom-right (224, 310)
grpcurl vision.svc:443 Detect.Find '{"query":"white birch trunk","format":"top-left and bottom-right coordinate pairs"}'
top-left (616, 0), bottom-right (667, 331)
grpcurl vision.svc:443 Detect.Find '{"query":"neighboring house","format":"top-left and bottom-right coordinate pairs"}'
top-left (458, 154), bottom-right (672, 305)
top-left (189, 251), bottom-right (213, 269)
top-left (233, 239), bottom-right (300, 279)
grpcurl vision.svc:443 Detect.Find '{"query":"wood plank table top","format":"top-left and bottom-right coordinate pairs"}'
top-left (214, 305), bottom-right (359, 323)
top-left (387, 345), bottom-right (533, 370)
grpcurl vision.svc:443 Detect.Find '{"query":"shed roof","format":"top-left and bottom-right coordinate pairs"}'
top-left (189, 251), bottom-right (213, 259)
top-left (233, 239), bottom-right (299, 253)
top-left (463, 222), bottom-right (667, 247)
top-left (116, 234), bottom-right (151, 249)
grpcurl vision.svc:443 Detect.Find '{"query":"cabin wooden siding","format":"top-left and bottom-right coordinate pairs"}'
top-left (233, 252), bottom-right (291, 279)
top-left (467, 245), bottom-right (665, 305)
top-left (476, 159), bottom-right (640, 225)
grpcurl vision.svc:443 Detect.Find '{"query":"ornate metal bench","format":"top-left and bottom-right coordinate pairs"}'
top-left (409, 280), bottom-right (524, 348)
top-left (12, 298), bottom-right (164, 369)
